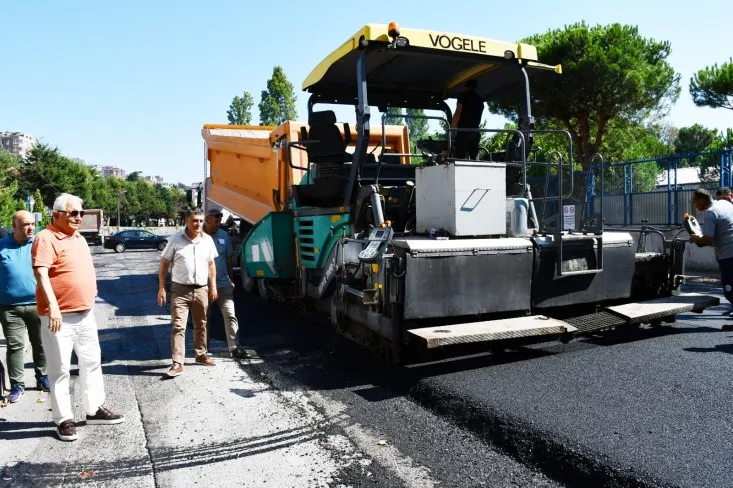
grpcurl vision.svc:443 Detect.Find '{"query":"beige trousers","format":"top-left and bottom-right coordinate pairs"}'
top-left (170, 283), bottom-right (209, 364)
top-left (209, 285), bottom-right (239, 351)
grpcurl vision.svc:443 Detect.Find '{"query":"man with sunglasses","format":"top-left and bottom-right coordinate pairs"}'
top-left (203, 207), bottom-right (243, 359)
top-left (32, 193), bottom-right (124, 442)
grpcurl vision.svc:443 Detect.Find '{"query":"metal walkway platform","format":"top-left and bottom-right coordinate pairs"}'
top-left (407, 316), bottom-right (577, 349)
top-left (406, 294), bottom-right (720, 349)
top-left (605, 293), bottom-right (719, 325)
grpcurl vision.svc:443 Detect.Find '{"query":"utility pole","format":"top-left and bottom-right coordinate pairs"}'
top-left (117, 188), bottom-right (123, 232)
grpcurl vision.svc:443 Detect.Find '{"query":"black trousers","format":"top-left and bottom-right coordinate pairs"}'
top-left (719, 257), bottom-right (733, 305)
top-left (453, 132), bottom-right (481, 160)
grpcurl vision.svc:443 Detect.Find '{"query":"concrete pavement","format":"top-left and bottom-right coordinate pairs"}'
top-left (1, 247), bottom-right (561, 488)
top-left (0, 251), bottom-right (399, 487)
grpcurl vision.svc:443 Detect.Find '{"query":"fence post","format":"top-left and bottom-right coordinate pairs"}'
top-left (720, 152), bottom-right (725, 187)
top-left (673, 157), bottom-right (679, 225)
top-left (629, 164), bottom-right (634, 225)
top-left (722, 150), bottom-right (732, 188)
top-left (623, 164), bottom-right (629, 226)
top-left (666, 159), bottom-right (672, 226)
top-left (588, 170), bottom-right (595, 219)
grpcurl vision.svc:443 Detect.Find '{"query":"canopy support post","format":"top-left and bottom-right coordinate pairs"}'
top-left (343, 49), bottom-right (370, 207)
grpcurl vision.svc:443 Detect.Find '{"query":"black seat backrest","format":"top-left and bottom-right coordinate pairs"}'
top-left (306, 110), bottom-right (349, 164)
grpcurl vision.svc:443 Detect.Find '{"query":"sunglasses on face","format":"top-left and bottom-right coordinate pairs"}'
top-left (59, 210), bottom-right (85, 218)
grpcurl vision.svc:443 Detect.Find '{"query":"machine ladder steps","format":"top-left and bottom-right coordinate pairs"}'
top-left (407, 315), bottom-right (577, 349)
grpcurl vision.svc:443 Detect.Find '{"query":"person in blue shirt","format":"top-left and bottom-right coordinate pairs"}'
top-left (203, 207), bottom-right (244, 359)
top-left (0, 210), bottom-right (49, 402)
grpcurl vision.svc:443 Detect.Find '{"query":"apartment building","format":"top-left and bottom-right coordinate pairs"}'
top-left (144, 175), bottom-right (165, 185)
top-left (0, 131), bottom-right (35, 158)
top-left (102, 166), bottom-right (127, 179)
top-left (89, 164), bottom-right (127, 179)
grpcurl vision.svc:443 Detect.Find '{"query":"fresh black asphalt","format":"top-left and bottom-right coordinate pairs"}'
top-left (236, 275), bottom-right (732, 488)
top-left (402, 282), bottom-right (732, 488)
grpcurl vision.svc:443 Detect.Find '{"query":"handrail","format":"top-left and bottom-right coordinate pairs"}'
top-left (283, 139), bottom-right (321, 171)
top-left (379, 112), bottom-right (450, 184)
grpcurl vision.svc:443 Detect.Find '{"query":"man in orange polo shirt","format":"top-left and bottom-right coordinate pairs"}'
top-left (32, 193), bottom-right (124, 442)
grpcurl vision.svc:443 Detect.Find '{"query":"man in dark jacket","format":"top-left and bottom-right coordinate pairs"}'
top-left (450, 79), bottom-right (485, 159)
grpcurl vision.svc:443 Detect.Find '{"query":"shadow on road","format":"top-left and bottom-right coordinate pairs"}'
top-left (0, 421), bottom-right (53, 441)
top-left (684, 343), bottom-right (733, 355)
top-left (577, 324), bottom-right (723, 347)
top-left (96, 275), bottom-right (160, 317)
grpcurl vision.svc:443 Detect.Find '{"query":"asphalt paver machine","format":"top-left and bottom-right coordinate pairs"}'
top-left (203, 23), bottom-right (718, 364)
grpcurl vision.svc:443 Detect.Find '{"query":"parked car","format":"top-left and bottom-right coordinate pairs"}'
top-left (104, 229), bottom-right (168, 253)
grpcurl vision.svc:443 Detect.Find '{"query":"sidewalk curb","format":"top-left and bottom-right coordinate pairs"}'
top-left (406, 382), bottom-right (670, 488)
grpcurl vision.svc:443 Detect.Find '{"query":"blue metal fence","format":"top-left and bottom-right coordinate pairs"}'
top-left (528, 149), bottom-right (733, 227)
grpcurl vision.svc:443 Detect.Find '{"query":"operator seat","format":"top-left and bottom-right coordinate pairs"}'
top-left (292, 110), bottom-right (353, 208)
top-left (303, 110), bottom-right (352, 176)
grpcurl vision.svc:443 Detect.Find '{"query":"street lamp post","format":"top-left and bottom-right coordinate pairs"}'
top-left (117, 188), bottom-right (124, 232)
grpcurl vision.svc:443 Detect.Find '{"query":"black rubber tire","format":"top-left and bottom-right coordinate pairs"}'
top-left (114, 243), bottom-right (125, 253)
top-left (157, 241), bottom-right (166, 251)
top-left (257, 279), bottom-right (268, 300)
top-left (241, 267), bottom-right (255, 293)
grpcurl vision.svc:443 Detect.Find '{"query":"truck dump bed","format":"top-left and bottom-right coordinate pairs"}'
top-left (202, 122), bottom-right (410, 225)
top-left (79, 209), bottom-right (103, 245)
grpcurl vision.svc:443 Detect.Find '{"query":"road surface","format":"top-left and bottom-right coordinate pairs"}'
top-left (0, 247), bottom-right (560, 488)
top-left (2, 246), bottom-right (730, 487)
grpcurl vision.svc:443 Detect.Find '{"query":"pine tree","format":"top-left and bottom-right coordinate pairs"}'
top-left (258, 66), bottom-right (298, 126)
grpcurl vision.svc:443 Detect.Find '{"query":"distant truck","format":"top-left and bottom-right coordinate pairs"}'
top-left (79, 209), bottom-right (104, 245)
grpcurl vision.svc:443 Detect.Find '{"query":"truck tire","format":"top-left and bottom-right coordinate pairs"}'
top-left (240, 266), bottom-right (256, 293)
top-left (257, 279), bottom-right (268, 300)
top-left (114, 243), bottom-right (126, 253)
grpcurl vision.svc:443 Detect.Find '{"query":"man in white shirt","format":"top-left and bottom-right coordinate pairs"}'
top-left (157, 208), bottom-right (218, 377)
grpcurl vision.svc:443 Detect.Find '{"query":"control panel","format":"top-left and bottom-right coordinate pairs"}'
top-left (358, 226), bottom-right (394, 262)
top-left (683, 212), bottom-right (702, 237)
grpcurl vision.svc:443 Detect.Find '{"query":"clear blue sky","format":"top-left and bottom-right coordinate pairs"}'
top-left (1, 0), bottom-right (731, 186)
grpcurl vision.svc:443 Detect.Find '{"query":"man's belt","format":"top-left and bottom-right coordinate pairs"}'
top-left (172, 282), bottom-right (207, 289)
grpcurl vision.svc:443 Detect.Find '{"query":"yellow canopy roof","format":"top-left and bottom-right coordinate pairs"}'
top-left (302, 23), bottom-right (560, 107)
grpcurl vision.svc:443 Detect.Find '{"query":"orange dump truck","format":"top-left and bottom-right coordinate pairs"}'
top-left (201, 122), bottom-right (410, 227)
top-left (200, 121), bottom-right (410, 278)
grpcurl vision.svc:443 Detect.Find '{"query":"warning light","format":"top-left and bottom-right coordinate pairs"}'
top-left (388, 22), bottom-right (400, 38)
